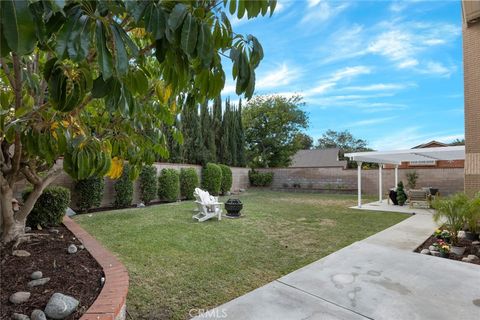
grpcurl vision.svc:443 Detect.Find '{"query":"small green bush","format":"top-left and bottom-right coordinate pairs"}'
top-left (180, 168), bottom-right (199, 200)
top-left (24, 186), bottom-right (71, 227)
top-left (396, 181), bottom-right (407, 206)
top-left (202, 163), bottom-right (222, 195)
top-left (158, 168), bottom-right (180, 202)
top-left (139, 165), bottom-right (158, 204)
top-left (75, 176), bottom-right (104, 213)
top-left (114, 163), bottom-right (133, 208)
top-left (249, 169), bottom-right (273, 187)
top-left (219, 164), bottom-right (232, 194)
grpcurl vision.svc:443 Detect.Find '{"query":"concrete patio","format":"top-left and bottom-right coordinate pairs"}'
top-left (350, 200), bottom-right (434, 215)
top-left (195, 209), bottom-right (480, 320)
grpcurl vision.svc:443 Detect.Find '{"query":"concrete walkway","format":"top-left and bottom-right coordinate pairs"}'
top-left (195, 211), bottom-right (480, 320)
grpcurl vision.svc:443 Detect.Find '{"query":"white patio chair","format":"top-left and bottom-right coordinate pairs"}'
top-left (192, 188), bottom-right (222, 222)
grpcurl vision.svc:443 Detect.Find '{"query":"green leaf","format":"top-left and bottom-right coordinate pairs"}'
top-left (95, 21), bottom-right (113, 80)
top-left (181, 14), bottom-right (198, 56)
top-left (0, 0), bottom-right (37, 55)
top-left (197, 23), bottom-right (213, 67)
top-left (238, 0), bottom-right (246, 18)
top-left (155, 38), bottom-right (168, 63)
top-left (168, 3), bottom-right (187, 31)
top-left (229, 0), bottom-right (237, 15)
top-left (126, 0), bottom-right (149, 23)
top-left (110, 24), bottom-right (128, 75)
top-left (55, 9), bottom-right (80, 58)
top-left (91, 76), bottom-right (112, 98)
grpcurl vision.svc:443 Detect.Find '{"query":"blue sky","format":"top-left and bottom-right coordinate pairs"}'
top-left (223, 0), bottom-right (464, 150)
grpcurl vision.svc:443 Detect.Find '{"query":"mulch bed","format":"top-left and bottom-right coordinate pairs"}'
top-left (0, 225), bottom-right (103, 319)
top-left (415, 235), bottom-right (480, 265)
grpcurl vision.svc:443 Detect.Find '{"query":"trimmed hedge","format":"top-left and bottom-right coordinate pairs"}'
top-left (158, 168), bottom-right (180, 202)
top-left (139, 165), bottom-right (158, 205)
top-left (75, 176), bottom-right (104, 213)
top-left (202, 163), bottom-right (222, 196)
top-left (219, 164), bottom-right (232, 195)
top-left (249, 170), bottom-right (274, 187)
top-left (114, 163), bottom-right (133, 208)
top-left (180, 168), bottom-right (199, 200)
top-left (24, 186), bottom-right (71, 227)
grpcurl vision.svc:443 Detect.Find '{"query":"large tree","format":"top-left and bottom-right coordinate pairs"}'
top-left (293, 133), bottom-right (313, 150)
top-left (243, 95), bottom-right (308, 167)
top-left (0, 0), bottom-right (276, 243)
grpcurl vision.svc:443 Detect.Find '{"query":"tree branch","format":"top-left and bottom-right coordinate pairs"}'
top-left (0, 57), bottom-right (15, 88)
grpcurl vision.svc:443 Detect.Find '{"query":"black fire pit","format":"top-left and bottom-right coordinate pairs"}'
top-left (225, 199), bottom-right (243, 217)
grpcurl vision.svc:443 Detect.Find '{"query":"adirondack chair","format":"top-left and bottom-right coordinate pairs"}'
top-left (408, 189), bottom-right (430, 209)
top-left (192, 188), bottom-right (222, 222)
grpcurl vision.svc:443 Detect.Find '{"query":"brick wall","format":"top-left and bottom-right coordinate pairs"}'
top-left (257, 167), bottom-right (464, 196)
top-left (463, 14), bottom-right (480, 196)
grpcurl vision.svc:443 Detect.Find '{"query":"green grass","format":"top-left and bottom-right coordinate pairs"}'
top-left (74, 190), bottom-right (407, 319)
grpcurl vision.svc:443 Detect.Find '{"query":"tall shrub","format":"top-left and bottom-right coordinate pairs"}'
top-left (219, 164), bottom-right (233, 194)
top-left (114, 163), bottom-right (133, 208)
top-left (158, 168), bottom-right (180, 202)
top-left (75, 177), bottom-right (104, 213)
top-left (202, 163), bottom-right (222, 195)
top-left (180, 168), bottom-right (199, 200)
top-left (24, 186), bottom-right (70, 227)
top-left (406, 171), bottom-right (419, 189)
top-left (396, 181), bottom-right (407, 206)
top-left (139, 165), bottom-right (158, 205)
top-left (249, 169), bottom-right (273, 187)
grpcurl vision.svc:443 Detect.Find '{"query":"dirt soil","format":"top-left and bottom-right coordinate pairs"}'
top-left (0, 225), bottom-right (103, 319)
top-left (415, 234), bottom-right (480, 265)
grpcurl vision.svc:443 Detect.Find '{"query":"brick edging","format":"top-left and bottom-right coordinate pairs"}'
top-left (63, 216), bottom-right (129, 320)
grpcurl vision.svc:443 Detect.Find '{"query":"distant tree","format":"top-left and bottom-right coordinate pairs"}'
top-left (236, 100), bottom-right (247, 167)
top-left (213, 96), bottom-right (224, 162)
top-left (182, 97), bottom-right (203, 164)
top-left (243, 95), bottom-right (308, 167)
top-left (316, 130), bottom-right (375, 169)
top-left (200, 102), bottom-right (216, 165)
top-left (220, 100), bottom-right (232, 165)
top-left (449, 138), bottom-right (465, 146)
top-left (293, 133), bottom-right (313, 150)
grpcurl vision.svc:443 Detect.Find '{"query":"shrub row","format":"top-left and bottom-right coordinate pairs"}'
top-left (249, 169), bottom-right (274, 187)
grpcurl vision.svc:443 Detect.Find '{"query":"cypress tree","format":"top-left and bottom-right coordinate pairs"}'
top-left (236, 99), bottom-right (247, 167)
top-left (200, 102), bottom-right (216, 165)
top-left (221, 99), bottom-right (232, 165)
top-left (182, 96), bottom-right (203, 164)
top-left (213, 96), bottom-right (223, 163)
top-left (229, 103), bottom-right (238, 166)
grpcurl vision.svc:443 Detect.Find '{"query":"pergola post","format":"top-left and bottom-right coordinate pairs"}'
top-left (378, 164), bottom-right (383, 202)
top-left (394, 165), bottom-right (399, 188)
top-left (357, 162), bottom-right (362, 208)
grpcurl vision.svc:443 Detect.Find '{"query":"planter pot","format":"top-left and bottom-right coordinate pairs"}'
top-left (465, 231), bottom-right (479, 241)
top-left (450, 246), bottom-right (466, 256)
top-left (439, 251), bottom-right (449, 258)
top-left (225, 199), bottom-right (243, 217)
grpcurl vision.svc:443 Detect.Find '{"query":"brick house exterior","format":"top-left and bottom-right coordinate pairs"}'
top-left (462, 0), bottom-right (480, 196)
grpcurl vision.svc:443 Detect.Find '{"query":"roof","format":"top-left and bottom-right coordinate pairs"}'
top-left (412, 140), bottom-right (448, 149)
top-left (345, 146), bottom-right (465, 165)
top-left (290, 148), bottom-right (347, 168)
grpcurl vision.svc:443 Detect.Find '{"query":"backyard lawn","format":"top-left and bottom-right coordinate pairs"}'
top-left (74, 190), bottom-right (408, 319)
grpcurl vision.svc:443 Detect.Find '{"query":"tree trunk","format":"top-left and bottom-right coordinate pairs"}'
top-left (0, 179), bottom-right (26, 243)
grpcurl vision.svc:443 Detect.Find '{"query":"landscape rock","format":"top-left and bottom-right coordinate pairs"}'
top-left (239, 188), bottom-right (246, 192)
top-left (225, 191), bottom-right (231, 196)
top-left (137, 202), bottom-right (146, 208)
top-left (458, 230), bottom-right (466, 239)
top-left (24, 227), bottom-right (32, 233)
top-left (31, 310), bottom-right (46, 320)
top-left (12, 313), bottom-right (29, 320)
top-left (30, 271), bottom-right (43, 280)
top-left (66, 207), bottom-right (76, 217)
top-left (78, 245), bottom-right (85, 250)
top-left (67, 244), bottom-right (77, 254)
top-left (12, 250), bottom-right (31, 257)
top-left (48, 228), bottom-right (59, 234)
top-left (9, 291), bottom-right (31, 304)
top-left (44, 293), bottom-right (79, 319)
top-left (100, 276), bottom-right (105, 286)
top-left (428, 246), bottom-right (438, 252)
top-left (472, 241), bottom-right (480, 246)
top-left (28, 277), bottom-right (50, 288)
top-left (467, 254), bottom-right (479, 262)
top-left (431, 251), bottom-right (440, 257)
top-left (420, 249), bottom-right (430, 255)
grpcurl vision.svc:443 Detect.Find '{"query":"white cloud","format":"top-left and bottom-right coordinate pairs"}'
top-left (341, 83), bottom-right (410, 92)
top-left (256, 63), bottom-right (302, 90)
top-left (306, 66), bottom-right (372, 96)
top-left (419, 61), bottom-right (455, 77)
top-left (301, 0), bottom-right (350, 24)
top-left (344, 116), bottom-right (397, 128)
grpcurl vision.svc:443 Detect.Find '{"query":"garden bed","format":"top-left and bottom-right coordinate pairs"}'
top-left (0, 225), bottom-right (103, 319)
top-left (415, 234), bottom-right (480, 265)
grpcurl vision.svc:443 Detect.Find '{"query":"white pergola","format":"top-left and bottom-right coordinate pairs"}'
top-left (345, 146), bottom-right (465, 208)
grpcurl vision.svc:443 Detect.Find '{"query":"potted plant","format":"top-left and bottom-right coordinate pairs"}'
top-left (433, 240), bottom-right (450, 258)
top-left (396, 181), bottom-right (407, 206)
top-left (433, 193), bottom-right (469, 256)
top-left (464, 195), bottom-right (480, 241)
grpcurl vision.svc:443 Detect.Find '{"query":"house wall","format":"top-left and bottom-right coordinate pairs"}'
top-left (463, 4), bottom-right (480, 196)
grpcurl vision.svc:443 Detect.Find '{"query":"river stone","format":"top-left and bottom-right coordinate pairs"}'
top-left (24, 227), bottom-right (32, 233)
top-left (9, 291), bottom-right (31, 304)
top-left (12, 250), bottom-right (31, 257)
top-left (67, 244), bottom-right (77, 254)
top-left (472, 241), bottom-right (480, 246)
top-left (31, 271), bottom-right (42, 280)
top-left (78, 245), bottom-right (84, 250)
top-left (428, 245), bottom-right (438, 252)
top-left (31, 309), bottom-right (47, 320)
top-left (44, 293), bottom-right (79, 319)
top-left (458, 230), bottom-right (466, 239)
top-left (431, 251), bottom-right (440, 257)
top-left (48, 228), bottom-right (59, 234)
top-left (12, 313), bottom-right (29, 320)
top-left (420, 249), bottom-right (430, 255)
top-left (28, 277), bottom-right (50, 288)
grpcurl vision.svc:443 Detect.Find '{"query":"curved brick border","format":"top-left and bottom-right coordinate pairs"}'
top-left (63, 216), bottom-right (129, 320)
